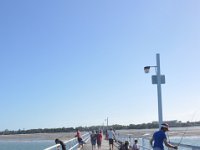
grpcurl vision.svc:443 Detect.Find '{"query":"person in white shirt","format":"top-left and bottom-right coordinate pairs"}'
top-left (132, 139), bottom-right (139, 150)
top-left (107, 128), bottom-right (115, 150)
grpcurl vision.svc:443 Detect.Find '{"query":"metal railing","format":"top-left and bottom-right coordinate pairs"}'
top-left (115, 133), bottom-right (200, 150)
top-left (171, 142), bottom-right (200, 150)
top-left (43, 132), bottom-right (90, 150)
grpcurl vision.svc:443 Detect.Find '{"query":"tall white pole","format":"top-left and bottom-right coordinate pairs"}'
top-left (107, 117), bottom-right (108, 129)
top-left (156, 53), bottom-right (163, 129)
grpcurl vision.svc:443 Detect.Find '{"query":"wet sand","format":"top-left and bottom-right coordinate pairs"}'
top-left (0, 132), bottom-right (75, 141)
top-left (0, 126), bottom-right (200, 141)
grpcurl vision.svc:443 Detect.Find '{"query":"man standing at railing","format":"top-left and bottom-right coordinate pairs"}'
top-left (55, 139), bottom-right (66, 150)
top-left (75, 129), bottom-right (83, 148)
top-left (150, 123), bottom-right (178, 150)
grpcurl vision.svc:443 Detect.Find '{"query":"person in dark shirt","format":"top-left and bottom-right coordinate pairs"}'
top-left (55, 138), bottom-right (66, 150)
top-left (90, 130), bottom-right (97, 150)
top-left (119, 141), bottom-right (131, 150)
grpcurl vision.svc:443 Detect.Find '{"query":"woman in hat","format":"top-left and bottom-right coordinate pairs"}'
top-left (150, 123), bottom-right (178, 150)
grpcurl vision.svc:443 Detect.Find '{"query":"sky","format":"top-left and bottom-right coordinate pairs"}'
top-left (0, 0), bottom-right (200, 131)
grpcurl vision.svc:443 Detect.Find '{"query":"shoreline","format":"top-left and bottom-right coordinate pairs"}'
top-left (0, 132), bottom-right (75, 141)
top-left (1, 127), bottom-right (200, 141)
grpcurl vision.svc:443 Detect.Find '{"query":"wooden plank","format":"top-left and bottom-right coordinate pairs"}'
top-left (78, 138), bottom-right (112, 150)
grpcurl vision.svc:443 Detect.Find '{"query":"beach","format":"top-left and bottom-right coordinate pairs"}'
top-left (1, 126), bottom-right (200, 141)
top-left (0, 132), bottom-right (75, 141)
top-left (0, 127), bottom-right (200, 150)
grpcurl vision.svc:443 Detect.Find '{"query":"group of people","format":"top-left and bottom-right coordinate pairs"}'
top-left (54, 123), bottom-right (178, 150)
top-left (90, 130), bottom-right (103, 149)
top-left (119, 139), bottom-right (139, 150)
top-left (106, 127), bottom-right (139, 150)
top-left (118, 123), bottom-right (178, 150)
top-left (55, 129), bottom-right (84, 150)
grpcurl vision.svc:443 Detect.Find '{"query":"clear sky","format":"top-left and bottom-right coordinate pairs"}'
top-left (0, 0), bottom-right (200, 131)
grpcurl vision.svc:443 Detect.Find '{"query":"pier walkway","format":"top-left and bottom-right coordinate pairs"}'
top-left (78, 138), bottom-right (114, 150)
top-left (44, 132), bottom-right (200, 150)
top-left (44, 133), bottom-right (119, 150)
top-left (78, 139), bottom-right (119, 150)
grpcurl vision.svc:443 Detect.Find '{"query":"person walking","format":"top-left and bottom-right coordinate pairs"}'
top-left (107, 127), bottom-right (115, 150)
top-left (97, 130), bottom-right (103, 149)
top-left (150, 123), bottom-right (178, 150)
top-left (90, 130), bottom-right (97, 150)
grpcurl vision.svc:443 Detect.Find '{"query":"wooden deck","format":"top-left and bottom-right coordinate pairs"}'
top-left (78, 138), bottom-right (119, 150)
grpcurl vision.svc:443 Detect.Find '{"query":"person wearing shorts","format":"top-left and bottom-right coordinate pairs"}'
top-left (107, 128), bottom-right (115, 150)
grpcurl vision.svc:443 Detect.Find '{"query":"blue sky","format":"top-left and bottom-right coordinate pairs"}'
top-left (0, 0), bottom-right (200, 131)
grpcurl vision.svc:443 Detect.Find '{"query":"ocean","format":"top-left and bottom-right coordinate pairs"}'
top-left (0, 140), bottom-right (53, 150)
top-left (0, 136), bottom-right (200, 150)
top-left (1, 126), bottom-right (200, 150)
top-left (171, 136), bottom-right (200, 147)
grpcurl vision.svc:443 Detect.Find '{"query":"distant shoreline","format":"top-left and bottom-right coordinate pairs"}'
top-left (117, 126), bottom-right (200, 138)
top-left (0, 132), bottom-right (75, 141)
top-left (1, 127), bottom-right (200, 141)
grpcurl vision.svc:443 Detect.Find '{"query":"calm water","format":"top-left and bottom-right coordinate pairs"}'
top-left (171, 136), bottom-right (200, 146)
top-left (168, 126), bottom-right (200, 147)
top-left (0, 140), bottom-right (53, 150)
top-left (0, 137), bottom-right (200, 150)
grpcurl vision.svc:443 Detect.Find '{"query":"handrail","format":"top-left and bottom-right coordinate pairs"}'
top-left (43, 132), bottom-right (90, 150)
top-left (115, 133), bottom-right (200, 150)
top-left (170, 142), bottom-right (200, 150)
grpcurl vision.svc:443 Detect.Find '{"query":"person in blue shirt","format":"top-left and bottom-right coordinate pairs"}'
top-left (90, 130), bottom-right (97, 150)
top-left (150, 123), bottom-right (178, 150)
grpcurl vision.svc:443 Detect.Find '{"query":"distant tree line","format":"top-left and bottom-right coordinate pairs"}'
top-left (1, 120), bottom-right (200, 135)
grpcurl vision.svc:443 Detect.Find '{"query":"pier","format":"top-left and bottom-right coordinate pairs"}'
top-left (77, 138), bottom-right (113, 150)
top-left (44, 132), bottom-right (200, 150)
top-left (44, 133), bottom-right (118, 150)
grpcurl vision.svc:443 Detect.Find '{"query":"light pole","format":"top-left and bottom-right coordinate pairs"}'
top-left (106, 117), bottom-right (108, 129)
top-left (144, 53), bottom-right (165, 129)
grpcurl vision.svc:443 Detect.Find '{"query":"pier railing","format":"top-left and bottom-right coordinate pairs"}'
top-left (115, 133), bottom-right (200, 150)
top-left (43, 132), bottom-right (90, 150)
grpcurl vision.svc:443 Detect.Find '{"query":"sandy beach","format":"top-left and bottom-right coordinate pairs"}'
top-left (0, 126), bottom-right (200, 141)
top-left (0, 132), bottom-right (76, 141)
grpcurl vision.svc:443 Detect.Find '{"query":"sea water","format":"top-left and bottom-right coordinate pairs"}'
top-left (0, 140), bottom-right (53, 150)
top-left (171, 136), bottom-right (200, 146)
top-left (0, 137), bottom-right (200, 150)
